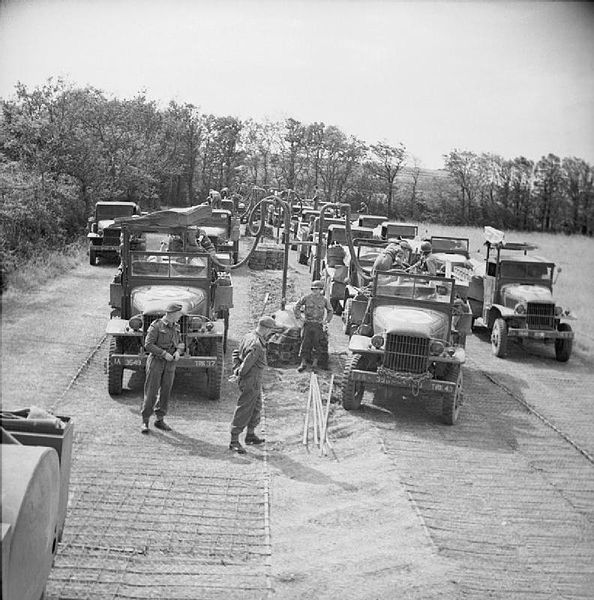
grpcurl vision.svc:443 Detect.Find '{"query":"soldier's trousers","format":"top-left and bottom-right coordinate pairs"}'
top-left (299, 321), bottom-right (329, 366)
top-left (141, 354), bottom-right (177, 422)
top-left (230, 370), bottom-right (263, 438)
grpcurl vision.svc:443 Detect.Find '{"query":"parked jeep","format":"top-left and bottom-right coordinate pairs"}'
top-left (106, 205), bottom-right (232, 399)
top-left (341, 271), bottom-right (471, 424)
top-left (458, 239), bottom-right (574, 361)
top-left (88, 201), bottom-right (141, 265)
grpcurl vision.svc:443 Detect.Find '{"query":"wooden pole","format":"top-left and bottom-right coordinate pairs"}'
top-left (302, 380), bottom-right (313, 447)
top-left (320, 375), bottom-right (334, 456)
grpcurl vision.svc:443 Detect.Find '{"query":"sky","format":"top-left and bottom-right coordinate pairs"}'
top-left (0, 0), bottom-right (593, 169)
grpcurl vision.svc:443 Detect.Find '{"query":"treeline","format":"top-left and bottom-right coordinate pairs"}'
top-left (1, 78), bottom-right (592, 278)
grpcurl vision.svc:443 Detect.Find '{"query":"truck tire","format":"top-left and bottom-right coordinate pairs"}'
top-left (343, 299), bottom-right (352, 335)
top-left (491, 318), bottom-right (508, 358)
top-left (207, 340), bottom-right (224, 400)
top-left (441, 364), bottom-right (463, 425)
top-left (342, 354), bottom-right (365, 411)
top-left (107, 337), bottom-right (123, 395)
top-left (555, 323), bottom-right (573, 362)
top-left (89, 248), bottom-right (97, 266)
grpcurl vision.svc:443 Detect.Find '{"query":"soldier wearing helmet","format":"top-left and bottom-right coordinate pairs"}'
top-left (293, 279), bottom-right (333, 372)
top-left (419, 240), bottom-right (440, 275)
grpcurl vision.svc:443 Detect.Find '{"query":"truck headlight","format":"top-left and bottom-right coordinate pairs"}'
top-left (554, 306), bottom-right (563, 317)
top-left (370, 335), bottom-right (384, 349)
top-left (128, 315), bottom-right (143, 331)
top-left (514, 302), bottom-right (527, 315)
top-left (429, 340), bottom-right (445, 356)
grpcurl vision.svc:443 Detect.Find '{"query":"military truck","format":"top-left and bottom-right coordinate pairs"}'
top-left (341, 271), bottom-right (471, 424)
top-left (106, 205), bottom-right (232, 399)
top-left (87, 201), bottom-right (141, 265)
top-left (200, 208), bottom-right (241, 264)
top-left (455, 238), bottom-right (574, 361)
top-left (321, 224), bottom-right (375, 315)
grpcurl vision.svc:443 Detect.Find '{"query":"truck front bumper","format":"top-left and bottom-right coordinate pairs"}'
top-left (507, 328), bottom-right (574, 341)
top-left (349, 368), bottom-right (457, 394)
top-left (109, 354), bottom-right (218, 369)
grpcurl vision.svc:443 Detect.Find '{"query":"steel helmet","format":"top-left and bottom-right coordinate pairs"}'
top-left (311, 280), bottom-right (324, 290)
top-left (420, 241), bottom-right (432, 254)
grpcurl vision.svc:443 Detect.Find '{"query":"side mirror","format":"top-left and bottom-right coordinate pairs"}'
top-left (554, 267), bottom-right (562, 285)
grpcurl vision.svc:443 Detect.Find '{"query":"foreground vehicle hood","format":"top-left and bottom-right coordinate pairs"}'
top-left (98, 219), bottom-right (117, 232)
top-left (374, 306), bottom-right (449, 339)
top-left (500, 284), bottom-right (553, 306)
top-left (202, 226), bottom-right (227, 241)
top-left (433, 252), bottom-right (468, 265)
top-left (131, 285), bottom-right (206, 315)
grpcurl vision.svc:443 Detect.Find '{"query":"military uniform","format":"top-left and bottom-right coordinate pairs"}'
top-left (230, 330), bottom-right (268, 439)
top-left (372, 243), bottom-right (404, 276)
top-left (141, 317), bottom-right (181, 424)
top-left (294, 291), bottom-right (333, 368)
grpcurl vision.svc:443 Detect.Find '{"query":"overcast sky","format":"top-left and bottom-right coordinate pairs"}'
top-left (0, 0), bottom-right (592, 169)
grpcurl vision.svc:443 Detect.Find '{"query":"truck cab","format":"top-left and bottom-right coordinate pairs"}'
top-left (87, 201), bottom-right (141, 265)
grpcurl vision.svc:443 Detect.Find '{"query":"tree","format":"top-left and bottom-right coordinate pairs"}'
top-left (444, 149), bottom-right (481, 224)
top-left (368, 141), bottom-right (407, 214)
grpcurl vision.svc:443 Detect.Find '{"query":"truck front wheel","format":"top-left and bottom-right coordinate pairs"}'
top-left (555, 323), bottom-right (573, 362)
top-left (342, 354), bottom-right (365, 411)
top-left (107, 337), bottom-right (123, 395)
top-left (89, 248), bottom-right (97, 266)
top-left (491, 318), bottom-right (508, 358)
top-left (207, 340), bottom-right (224, 400)
top-left (441, 364), bottom-right (463, 425)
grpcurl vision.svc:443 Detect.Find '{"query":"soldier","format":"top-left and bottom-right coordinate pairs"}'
top-left (418, 241), bottom-right (441, 276)
top-left (294, 280), bottom-right (333, 372)
top-left (371, 241), bottom-right (406, 277)
top-left (229, 316), bottom-right (282, 454)
top-left (141, 302), bottom-right (184, 433)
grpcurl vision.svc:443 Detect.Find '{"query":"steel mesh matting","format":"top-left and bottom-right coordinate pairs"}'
top-left (46, 459), bottom-right (270, 599)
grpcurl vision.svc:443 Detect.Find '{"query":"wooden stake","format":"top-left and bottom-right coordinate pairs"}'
top-left (302, 379), bottom-right (313, 446)
top-left (320, 375), bottom-right (334, 456)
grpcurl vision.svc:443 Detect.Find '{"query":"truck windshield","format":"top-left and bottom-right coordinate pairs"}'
top-left (500, 262), bottom-right (552, 281)
top-left (96, 204), bottom-right (136, 220)
top-left (375, 273), bottom-right (453, 302)
top-left (129, 252), bottom-right (210, 280)
top-left (383, 224), bottom-right (418, 239)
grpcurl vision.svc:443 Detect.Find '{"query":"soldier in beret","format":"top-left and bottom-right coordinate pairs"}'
top-left (229, 315), bottom-right (282, 454)
top-left (140, 302), bottom-right (184, 434)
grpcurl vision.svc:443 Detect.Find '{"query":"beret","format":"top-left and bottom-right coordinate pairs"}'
top-left (259, 316), bottom-right (280, 329)
top-left (165, 302), bottom-right (183, 313)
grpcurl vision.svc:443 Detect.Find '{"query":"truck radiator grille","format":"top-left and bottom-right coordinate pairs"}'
top-left (383, 335), bottom-right (429, 374)
top-left (143, 315), bottom-right (189, 335)
top-left (103, 232), bottom-right (120, 245)
top-left (526, 303), bottom-right (555, 329)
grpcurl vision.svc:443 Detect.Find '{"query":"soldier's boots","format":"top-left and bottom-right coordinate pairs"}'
top-left (297, 360), bottom-right (308, 372)
top-left (154, 419), bottom-right (172, 431)
top-left (229, 439), bottom-right (247, 454)
top-left (245, 434), bottom-right (265, 445)
top-left (311, 358), bottom-right (318, 370)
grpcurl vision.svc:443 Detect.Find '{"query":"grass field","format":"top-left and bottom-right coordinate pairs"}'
top-left (414, 222), bottom-right (594, 355)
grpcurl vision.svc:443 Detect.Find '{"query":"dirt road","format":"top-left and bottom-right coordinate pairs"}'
top-left (2, 248), bottom-right (593, 599)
